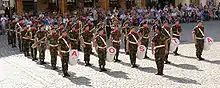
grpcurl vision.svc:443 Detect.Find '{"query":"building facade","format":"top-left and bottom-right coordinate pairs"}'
top-left (15, 0), bottom-right (220, 15)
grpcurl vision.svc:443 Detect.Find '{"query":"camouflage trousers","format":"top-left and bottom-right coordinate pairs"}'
top-left (113, 42), bottom-right (120, 60)
top-left (50, 47), bottom-right (58, 67)
top-left (83, 45), bottom-right (92, 64)
top-left (97, 48), bottom-right (106, 68)
top-left (195, 39), bottom-right (204, 58)
top-left (155, 47), bottom-right (166, 74)
top-left (61, 52), bottom-right (69, 73)
top-left (38, 44), bottom-right (46, 61)
top-left (23, 39), bottom-right (30, 56)
top-left (129, 44), bottom-right (138, 65)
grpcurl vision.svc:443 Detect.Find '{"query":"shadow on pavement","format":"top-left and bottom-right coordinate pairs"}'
top-left (41, 62), bottom-right (93, 87)
top-left (203, 60), bottom-right (220, 65)
top-left (136, 67), bottom-right (157, 73)
top-left (178, 54), bottom-right (197, 59)
top-left (78, 61), bottom-right (130, 79)
top-left (163, 75), bottom-right (201, 85)
top-left (169, 63), bottom-right (203, 71)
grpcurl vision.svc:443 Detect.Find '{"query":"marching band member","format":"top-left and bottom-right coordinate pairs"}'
top-left (35, 25), bottom-right (47, 65)
top-left (68, 26), bottom-right (79, 50)
top-left (16, 20), bottom-right (23, 52)
top-left (58, 30), bottom-right (71, 77)
top-left (192, 21), bottom-right (205, 60)
top-left (171, 20), bottom-right (182, 55)
top-left (30, 25), bottom-right (38, 61)
top-left (162, 21), bottom-right (172, 64)
top-left (110, 27), bottom-right (122, 62)
top-left (151, 26), bottom-right (169, 75)
top-left (94, 28), bottom-right (108, 72)
top-left (47, 28), bottom-right (59, 69)
top-left (21, 26), bottom-right (31, 57)
top-left (81, 25), bottom-right (94, 66)
top-left (126, 27), bottom-right (140, 68)
top-left (138, 23), bottom-right (150, 59)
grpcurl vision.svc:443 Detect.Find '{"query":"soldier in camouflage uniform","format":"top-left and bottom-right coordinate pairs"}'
top-left (110, 27), bottom-right (122, 62)
top-left (7, 19), bottom-right (12, 45)
top-left (151, 26), bottom-right (169, 75)
top-left (21, 26), bottom-right (31, 56)
top-left (81, 25), bottom-right (93, 66)
top-left (152, 20), bottom-right (161, 35)
top-left (161, 22), bottom-right (171, 64)
top-left (171, 21), bottom-right (182, 55)
top-left (127, 27), bottom-right (139, 68)
top-left (10, 19), bottom-right (17, 48)
top-left (94, 28), bottom-right (107, 72)
top-left (122, 22), bottom-right (130, 55)
top-left (58, 31), bottom-right (70, 77)
top-left (35, 26), bottom-right (47, 65)
top-left (30, 26), bottom-right (37, 61)
top-left (47, 28), bottom-right (59, 69)
top-left (75, 19), bottom-right (82, 51)
top-left (192, 21), bottom-right (205, 60)
top-left (138, 23), bottom-right (150, 59)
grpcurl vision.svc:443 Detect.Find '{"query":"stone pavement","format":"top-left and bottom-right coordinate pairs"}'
top-left (0, 21), bottom-right (220, 88)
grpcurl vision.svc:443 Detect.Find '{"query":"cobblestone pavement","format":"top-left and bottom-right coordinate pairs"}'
top-left (0, 21), bottom-right (220, 88)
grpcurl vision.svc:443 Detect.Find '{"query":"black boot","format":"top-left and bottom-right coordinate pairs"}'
top-left (164, 61), bottom-right (171, 64)
top-left (63, 72), bottom-right (70, 77)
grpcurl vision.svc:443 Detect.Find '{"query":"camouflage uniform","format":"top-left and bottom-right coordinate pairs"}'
top-left (192, 26), bottom-right (205, 60)
top-left (10, 21), bottom-right (17, 48)
top-left (161, 26), bottom-right (171, 63)
top-left (171, 24), bottom-right (182, 55)
top-left (30, 27), bottom-right (37, 61)
top-left (127, 32), bottom-right (139, 67)
top-left (7, 21), bottom-right (12, 45)
top-left (21, 28), bottom-right (31, 56)
top-left (36, 30), bottom-right (47, 64)
top-left (58, 36), bottom-right (70, 77)
top-left (110, 29), bottom-right (122, 62)
top-left (152, 31), bottom-right (169, 75)
top-left (95, 33), bottom-right (107, 71)
top-left (47, 31), bottom-right (59, 69)
top-left (82, 28), bottom-right (93, 66)
top-left (138, 26), bottom-right (150, 58)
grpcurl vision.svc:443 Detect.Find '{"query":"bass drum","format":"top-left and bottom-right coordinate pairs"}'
top-left (204, 37), bottom-right (214, 51)
top-left (169, 38), bottom-right (180, 53)
top-left (69, 49), bottom-right (79, 65)
top-left (137, 45), bottom-right (147, 59)
top-left (106, 46), bottom-right (116, 62)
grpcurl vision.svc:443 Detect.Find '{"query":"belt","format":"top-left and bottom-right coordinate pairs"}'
top-left (22, 37), bottom-right (30, 40)
top-left (112, 40), bottom-right (121, 43)
top-left (129, 41), bottom-right (137, 44)
top-left (173, 34), bottom-right (180, 36)
top-left (97, 45), bottom-right (107, 49)
top-left (60, 50), bottom-right (69, 53)
top-left (143, 36), bottom-right (149, 39)
top-left (49, 44), bottom-right (58, 47)
top-left (84, 42), bottom-right (92, 45)
top-left (196, 37), bottom-right (204, 40)
top-left (154, 45), bottom-right (165, 50)
top-left (70, 38), bottom-right (77, 41)
top-left (30, 39), bottom-right (35, 41)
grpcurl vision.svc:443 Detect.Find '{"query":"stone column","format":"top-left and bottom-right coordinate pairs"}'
top-left (16, 0), bottom-right (23, 15)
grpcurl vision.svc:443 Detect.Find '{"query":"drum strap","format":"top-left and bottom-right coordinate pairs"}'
top-left (163, 27), bottom-right (171, 37)
top-left (154, 45), bottom-right (165, 50)
top-left (62, 38), bottom-right (70, 48)
top-left (198, 28), bottom-right (205, 37)
top-left (130, 34), bottom-right (138, 44)
top-left (98, 35), bottom-right (107, 48)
